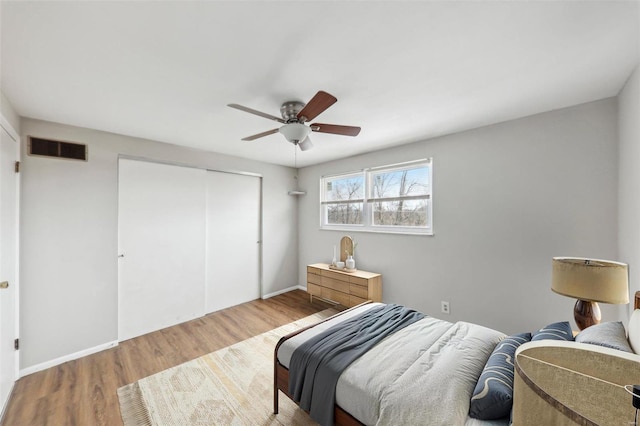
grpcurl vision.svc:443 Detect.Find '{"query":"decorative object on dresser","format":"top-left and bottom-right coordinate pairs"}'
top-left (330, 235), bottom-right (357, 272)
top-left (306, 263), bottom-right (382, 307)
top-left (551, 257), bottom-right (629, 330)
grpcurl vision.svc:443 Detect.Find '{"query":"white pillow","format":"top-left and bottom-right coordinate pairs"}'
top-left (629, 309), bottom-right (640, 354)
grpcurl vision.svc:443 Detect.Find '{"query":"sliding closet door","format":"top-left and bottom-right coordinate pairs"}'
top-left (205, 171), bottom-right (261, 313)
top-left (118, 159), bottom-right (206, 341)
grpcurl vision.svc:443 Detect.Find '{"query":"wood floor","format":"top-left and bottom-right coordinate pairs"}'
top-left (1, 290), bottom-right (331, 426)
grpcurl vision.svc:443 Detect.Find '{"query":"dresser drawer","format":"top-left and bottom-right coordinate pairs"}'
top-left (321, 276), bottom-right (349, 293)
top-left (321, 269), bottom-right (350, 283)
top-left (350, 276), bottom-right (368, 286)
top-left (307, 283), bottom-right (322, 297)
top-left (349, 283), bottom-right (368, 299)
top-left (307, 266), bottom-right (322, 275)
top-left (349, 294), bottom-right (367, 307)
top-left (307, 273), bottom-right (321, 285)
top-left (322, 287), bottom-right (350, 307)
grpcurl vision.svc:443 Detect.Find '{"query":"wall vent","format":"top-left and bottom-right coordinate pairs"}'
top-left (28, 137), bottom-right (87, 161)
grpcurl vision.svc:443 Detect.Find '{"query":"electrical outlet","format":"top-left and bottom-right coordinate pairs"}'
top-left (441, 301), bottom-right (450, 315)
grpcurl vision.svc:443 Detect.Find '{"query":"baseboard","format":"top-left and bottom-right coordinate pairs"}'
top-left (19, 340), bottom-right (119, 378)
top-left (0, 381), bottom-right (15, 424)
top-left (262, 285), bottom-right (306, 299)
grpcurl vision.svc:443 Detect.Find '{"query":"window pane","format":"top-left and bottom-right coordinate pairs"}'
top-left (326, 203), bottom-right (363, 225)
top-left (324, 175), bottom-right (364, 201)
top-left (371, 166), bottom-right (429, 198)
top-left (372, 200), bottom-right (427, 227)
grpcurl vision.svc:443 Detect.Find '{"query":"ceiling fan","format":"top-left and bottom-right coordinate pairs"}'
top-left (227, 90), bottom-right (361, 151)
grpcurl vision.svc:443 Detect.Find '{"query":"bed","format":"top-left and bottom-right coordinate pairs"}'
top-left (274, 293), bottom-right (640, 426)
top-left (274, 302), bottom-right (509, 426)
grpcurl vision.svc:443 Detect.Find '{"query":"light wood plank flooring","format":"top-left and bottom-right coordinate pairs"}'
top-left (1, 290), bottom-right (330, 426)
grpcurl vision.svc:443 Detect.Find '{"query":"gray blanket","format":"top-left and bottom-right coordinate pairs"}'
top-left (288, 304), bottom-right (425, 426)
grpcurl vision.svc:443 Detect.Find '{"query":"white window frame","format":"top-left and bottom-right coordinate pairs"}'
top-left (320, 159), bottom-right (433, 235)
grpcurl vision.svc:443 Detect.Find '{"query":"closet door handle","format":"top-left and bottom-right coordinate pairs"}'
top-left (118, 254), bottom-right (125, 258)
top-left (0, 281), bottom-right (8, 289)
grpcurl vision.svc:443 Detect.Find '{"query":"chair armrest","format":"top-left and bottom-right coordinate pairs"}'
top-left (513, 340), bottom-right (640, 425)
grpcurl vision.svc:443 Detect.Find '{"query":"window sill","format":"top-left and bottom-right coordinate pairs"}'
top-left (320, 226), bottom-right (433, 236)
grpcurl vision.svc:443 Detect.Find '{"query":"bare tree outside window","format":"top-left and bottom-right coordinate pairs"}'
top-left (324, 175), bottom-right (364, 225)
top-left (321, 160), bottom-right (432, 234)
top-left (371, 167), bottom-right (428, 226)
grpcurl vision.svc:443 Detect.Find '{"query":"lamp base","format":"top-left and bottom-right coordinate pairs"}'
top-left (574, 299), bottom-right (601, 330)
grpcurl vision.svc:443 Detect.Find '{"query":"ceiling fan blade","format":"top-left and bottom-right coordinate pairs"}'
top-left (228, 104), bottom-right (285, 123)
top-left (241, 128), bottom-right (279, 141)
top-left (311, 123), bottom-right (361, 137)
top-left (297, 91), bottom-right (337, 122)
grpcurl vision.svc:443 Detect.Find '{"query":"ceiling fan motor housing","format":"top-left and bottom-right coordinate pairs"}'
top-left (280, 101), bottom-right (305, 122)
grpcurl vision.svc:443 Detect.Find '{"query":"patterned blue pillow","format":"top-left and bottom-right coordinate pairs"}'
top-left (469, 332), bottom-right (532, 420)
top-left (531, 321), bottom-right (574, 341)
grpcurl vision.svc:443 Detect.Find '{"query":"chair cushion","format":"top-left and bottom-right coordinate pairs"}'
top-left (576, 321), bottom-right (633, 353)
top-left (629, 309), bottom-right (640, 354)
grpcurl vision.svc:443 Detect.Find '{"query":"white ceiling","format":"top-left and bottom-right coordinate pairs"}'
top-left (1, 1), bottom-right (639, 168)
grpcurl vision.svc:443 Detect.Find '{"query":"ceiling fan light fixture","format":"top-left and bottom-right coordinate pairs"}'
top-left (279, 123), bottom-right (311, 144)
top-left (298, 137), bottom-right (313, 151)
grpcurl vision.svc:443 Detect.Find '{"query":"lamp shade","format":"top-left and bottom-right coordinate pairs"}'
top-left (551, 257), bottom-right (629, 304)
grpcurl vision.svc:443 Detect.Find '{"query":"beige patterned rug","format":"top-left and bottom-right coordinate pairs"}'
top-left (117, 309), bottom-right (338, 425)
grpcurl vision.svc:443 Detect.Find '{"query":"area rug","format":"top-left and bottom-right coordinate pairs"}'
top-left (117, 308), bottom-right (338, 426)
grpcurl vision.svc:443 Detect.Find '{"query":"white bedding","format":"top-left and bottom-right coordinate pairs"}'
top-left (277, 304), bottom-right (507, 426)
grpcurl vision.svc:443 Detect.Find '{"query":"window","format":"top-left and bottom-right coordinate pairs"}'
top-left (321, 159), bottom-right (432, 235)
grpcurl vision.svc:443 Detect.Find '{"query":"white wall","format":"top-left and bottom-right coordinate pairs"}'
top-left (618, 64), bottom-right (640, 320)
top-left (298, 99), bottom-right (619, 335)
top-left (19, 118), bottom-right (299, 370)
top-left (0, 91), bottom-right (20, 135)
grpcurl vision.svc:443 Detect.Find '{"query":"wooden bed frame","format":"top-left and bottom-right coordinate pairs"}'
top-left (274, 291), bottom-right (640, 425)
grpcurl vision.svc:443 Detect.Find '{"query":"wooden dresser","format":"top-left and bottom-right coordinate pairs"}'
top-left (306, 263), bottom-right (382, 308)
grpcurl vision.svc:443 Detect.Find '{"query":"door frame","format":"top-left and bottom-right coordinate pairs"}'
top-left (0, 113), bottom-right (20, 419)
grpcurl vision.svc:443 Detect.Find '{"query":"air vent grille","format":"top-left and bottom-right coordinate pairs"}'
top-left (28, 137), bottom-right (87, 161)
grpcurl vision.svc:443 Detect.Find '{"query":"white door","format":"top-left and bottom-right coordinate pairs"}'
top-left (0, 126), bottom-right (18, 412)
top-left (118, 159), bottom-right (207, 341)
top-left (205, 171), bottom-right (261, 313)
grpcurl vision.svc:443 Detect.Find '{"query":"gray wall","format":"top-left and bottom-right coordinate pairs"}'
top-left (298, 99), bottom-right (620, 335)
top-left (19, 118), bottom-right (299, 369)
top-left (618, 64), bottom-right (640, 320)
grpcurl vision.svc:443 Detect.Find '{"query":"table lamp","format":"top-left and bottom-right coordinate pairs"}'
top-left (551, 257), bottom-right (629, 330)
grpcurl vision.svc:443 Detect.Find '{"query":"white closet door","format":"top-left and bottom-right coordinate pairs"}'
top-left (206, 171), bottom-right (261, 313)
top-left (118, 159), bottom-right (206, 341)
